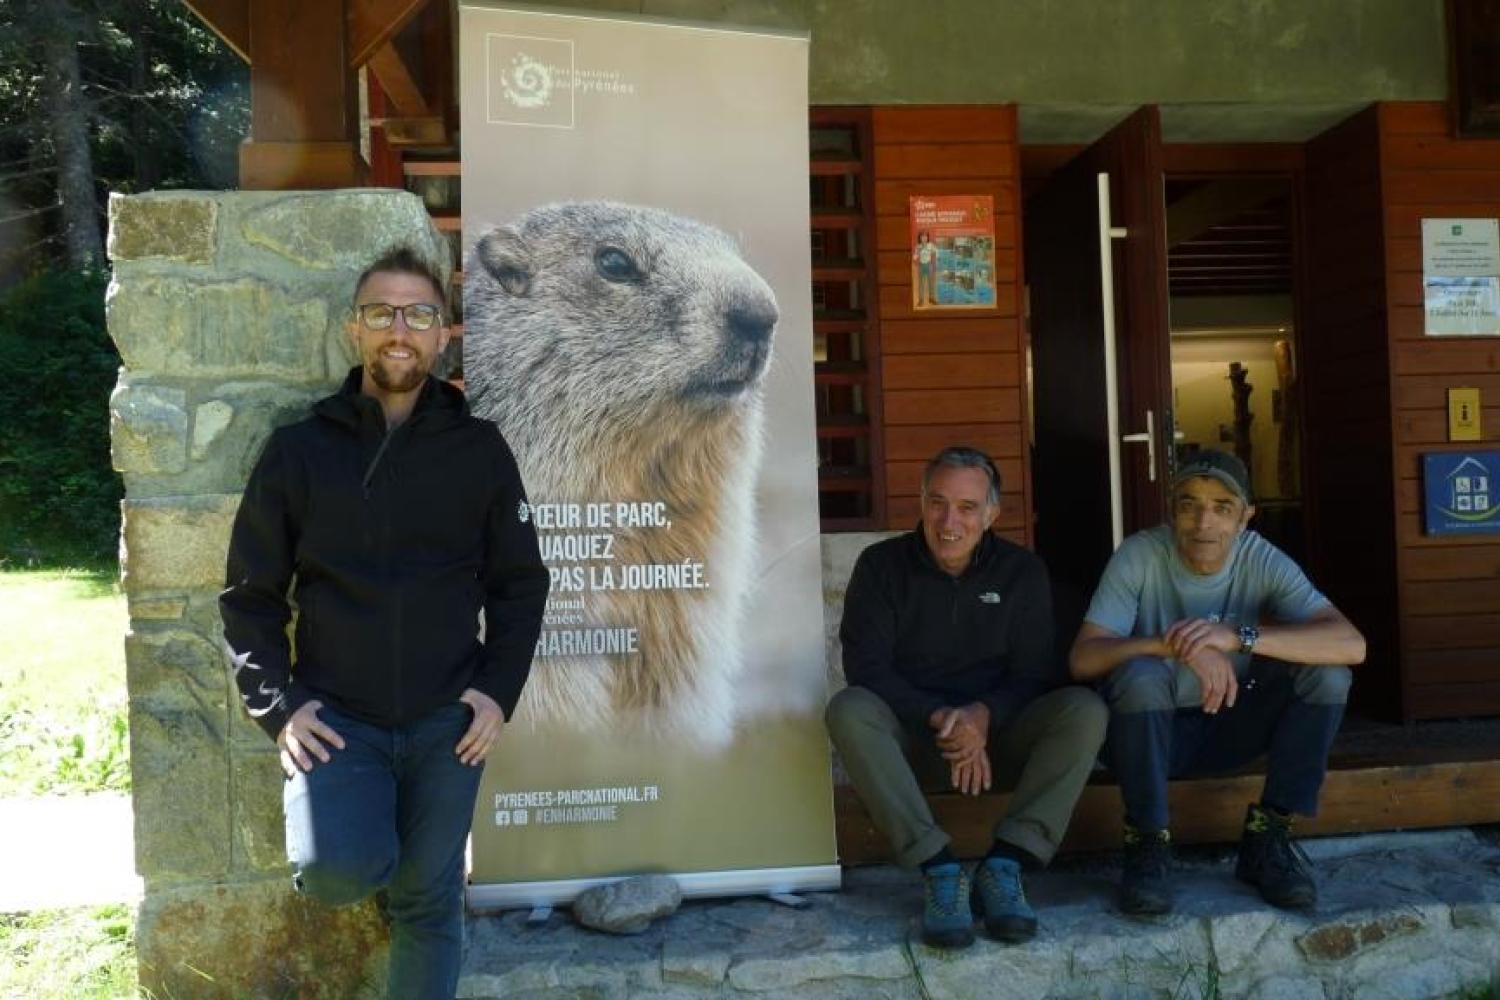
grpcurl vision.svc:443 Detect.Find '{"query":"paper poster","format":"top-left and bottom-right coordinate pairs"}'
top-left (909, 194), bottom-right (998, 310)
top-left (1422, 218), bottom-right (1500, 337)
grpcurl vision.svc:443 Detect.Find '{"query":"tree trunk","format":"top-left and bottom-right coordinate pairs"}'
top-left (42, 1), bottom-right (103, 270)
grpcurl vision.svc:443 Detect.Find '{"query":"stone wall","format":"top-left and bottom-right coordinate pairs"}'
top-left (107, 189), bottom-right (451, 1000)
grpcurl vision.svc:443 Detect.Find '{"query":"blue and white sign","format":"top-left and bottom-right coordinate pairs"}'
top-left (1424, 451), bottom-right (1500, 535)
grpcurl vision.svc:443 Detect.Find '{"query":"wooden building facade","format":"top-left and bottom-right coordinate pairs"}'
top-left (181, 3), bottom-right (1500, 842)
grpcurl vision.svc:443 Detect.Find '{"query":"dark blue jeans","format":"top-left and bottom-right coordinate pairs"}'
top-left (1101, 657), bottom-right (1352, 831)
top-left (283, 701), bottom-right (482, 1000)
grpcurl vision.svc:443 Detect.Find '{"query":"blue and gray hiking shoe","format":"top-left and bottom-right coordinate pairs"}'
top-left (920, 862), bottom-right (975, 948)
top-left (972, 856), bottom-right (1038, 942)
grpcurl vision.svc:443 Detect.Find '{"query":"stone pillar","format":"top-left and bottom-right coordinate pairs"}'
top-left (106, 189), bottom-right (451, 999)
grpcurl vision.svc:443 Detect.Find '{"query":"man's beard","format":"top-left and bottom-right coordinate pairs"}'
top-left (368, 356), bottom-right (428, 393)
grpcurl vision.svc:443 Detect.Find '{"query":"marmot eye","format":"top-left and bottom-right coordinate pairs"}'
top-left (594, 247), bottom-right (642, 283)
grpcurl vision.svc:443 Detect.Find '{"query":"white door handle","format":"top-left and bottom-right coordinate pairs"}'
top-left (1121, 408), bottom-right (1157, 482)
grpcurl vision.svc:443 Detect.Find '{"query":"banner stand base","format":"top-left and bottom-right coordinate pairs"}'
top-left (467, 864), bottom-right (841, 912)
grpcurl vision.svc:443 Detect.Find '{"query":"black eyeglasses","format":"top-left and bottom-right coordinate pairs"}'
top-left (353, 302), bottom-right (444, 332)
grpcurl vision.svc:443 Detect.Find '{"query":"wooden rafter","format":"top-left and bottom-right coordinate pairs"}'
top-left (369, 41), bottom-right (428, 116)
top-left (348, 0), bottom-right (434, 68)
top-left (182, 0), bottom-right (249, 62)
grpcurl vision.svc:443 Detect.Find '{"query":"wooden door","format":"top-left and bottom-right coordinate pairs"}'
top-left (1026, 106), bottom-right (1172, 634)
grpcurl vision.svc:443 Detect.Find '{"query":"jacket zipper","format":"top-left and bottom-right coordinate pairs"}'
top-left (361, 429), bottom-right (395, 500)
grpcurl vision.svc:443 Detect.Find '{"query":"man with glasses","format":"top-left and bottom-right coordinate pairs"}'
top-left (221, 247), bottom-right (550, 999)
top-left (826, 446), bottom-right (1107, 948)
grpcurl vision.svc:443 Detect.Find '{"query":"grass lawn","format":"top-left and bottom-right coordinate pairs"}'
top-left (0, 905), bottom-right (137, 999)
top-left (1, 569), bottom-right (140, 996)
top-left (0, 568), bottom-right (129, 796)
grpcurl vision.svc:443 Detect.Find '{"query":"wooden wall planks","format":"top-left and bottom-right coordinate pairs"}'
top-left (1380, 101), bottom-right (1500, 718)
top-left (870, 106), bottom-right (1031, 541)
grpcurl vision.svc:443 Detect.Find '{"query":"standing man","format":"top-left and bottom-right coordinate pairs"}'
top-left (1070, 450), bottom-right (1365, 916)
top-left (221, 247), bottom-right (550, 999)
top-left (827, 446), bottom-right (1108, 948)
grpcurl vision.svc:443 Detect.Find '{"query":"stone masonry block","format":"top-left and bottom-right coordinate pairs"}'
top-left (137, 879), bottom-right (387, 1000)
top-left (108, 192), bottom-right (218, 264)
top-left (110, 381), bottom-right (188, 474)
top-left (130, 699), bottom-right (231, 881)
top-left (121, 494), bottom-right (239, 594)
top-left (192, 400), bottom-right (234, 460)
top-left (128, 596), bottom-right (188, 621)
top-left (120, 381), bottom-right (326, 499)
top-left (1296, 910), bottom-right (1426, 962)
top-left (240, 190), bottom-right (451, 276)
top-left (125, 627), bottom-right (228, 712)
top-left (194, 381), bottom-right (323, 488)
top-left (106, 273), bottom-right (334, 381)
top-left (232, 748), bottom-right (288, 874)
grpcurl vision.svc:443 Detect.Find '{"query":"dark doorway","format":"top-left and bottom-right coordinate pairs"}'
top-left (1025, 107), bottom-right (1172, 640)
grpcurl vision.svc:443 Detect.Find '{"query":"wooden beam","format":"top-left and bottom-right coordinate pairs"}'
top-left (348, 0), bottom-right (432, 68)
top-left (373, 115), bottom-right (447, 147)
top-left (240, 0), bottom-right (361, 188)
top-left (1166, 179), bottom-right (1287, 248)
top-left (240, 141), bottom-right (366, 190)
top-left (182, 0), bottom-right (249, 62)
top-left (835, 757), bottom-right (1500, 865)
top-left (368, 41), bottom-right (428, 116)
top-left (248, 0), bottom-right (354, 143)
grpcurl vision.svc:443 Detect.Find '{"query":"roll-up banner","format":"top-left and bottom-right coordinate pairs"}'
top-left (459, 3), bottom-right (837, 907)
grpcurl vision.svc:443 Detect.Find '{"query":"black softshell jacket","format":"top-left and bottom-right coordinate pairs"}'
top-left (220, 369), bottom-right (550, 741)
top-left (839, 528), bottom-right (1061, 730)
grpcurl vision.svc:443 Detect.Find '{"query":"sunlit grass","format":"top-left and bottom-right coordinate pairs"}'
top-left (0, 569), bottom-right (130, 796)
top-left (0, 904), bottom-right (138, 1000)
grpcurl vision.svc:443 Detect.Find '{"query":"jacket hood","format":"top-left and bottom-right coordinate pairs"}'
top-left (314, 367), bottom-right (470, 430)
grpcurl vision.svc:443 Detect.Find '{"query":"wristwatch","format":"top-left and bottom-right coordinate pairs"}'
top-left (1237, 623), bottom-right (1260, 656)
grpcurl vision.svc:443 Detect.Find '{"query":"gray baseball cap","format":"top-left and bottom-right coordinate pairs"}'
top-left (1171, 449), bottom-right (1251, 503)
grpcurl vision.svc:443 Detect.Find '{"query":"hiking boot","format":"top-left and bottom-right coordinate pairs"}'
top-left (972, 856), bottom-right (1037, 942)
top-left (920, 862), bottom-right (975, 948)
top-left (1236, 803), bottom-right (1317, 910)
top-left (1120, 825), bottom-right (1173, 915)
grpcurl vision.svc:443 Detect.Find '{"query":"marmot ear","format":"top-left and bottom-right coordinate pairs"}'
top-left (476, 228), bottom-right (532, 297)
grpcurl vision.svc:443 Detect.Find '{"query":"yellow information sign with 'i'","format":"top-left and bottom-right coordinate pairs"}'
top-left (1449, 387), bottom-right (1482, 442)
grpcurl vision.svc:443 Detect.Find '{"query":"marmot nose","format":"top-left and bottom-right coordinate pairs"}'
top-left (726, 299), bottom-right (777, 345)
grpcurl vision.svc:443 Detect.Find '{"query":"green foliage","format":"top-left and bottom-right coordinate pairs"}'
top-left (0, 0), bottom-right (248, 270)
top-left (0, 269), bottom-right (121, 566)
top-left (0, 904), bottom-right (139, 1000)
top-left (0, 703), bottom-right (131, 796)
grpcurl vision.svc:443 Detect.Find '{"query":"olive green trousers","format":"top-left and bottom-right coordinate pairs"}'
top-left (825, 685), bottom-right (1108, 869)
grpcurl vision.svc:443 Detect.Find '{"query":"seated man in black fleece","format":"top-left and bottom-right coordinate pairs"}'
top-left (826, 446), bottom-right (1107, 949)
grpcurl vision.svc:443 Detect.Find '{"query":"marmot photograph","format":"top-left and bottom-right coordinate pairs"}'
top-left (465, 200), bottom-right (779, 750)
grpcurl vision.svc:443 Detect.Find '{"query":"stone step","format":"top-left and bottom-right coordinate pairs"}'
top-left (458, 828), bottom-right (1500, 1000)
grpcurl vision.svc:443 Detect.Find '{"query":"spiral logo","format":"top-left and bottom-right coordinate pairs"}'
top-left (502, 54), bottom-right (552, 109)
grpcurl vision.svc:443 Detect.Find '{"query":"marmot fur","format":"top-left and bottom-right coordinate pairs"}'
top-left (465, 201), bottom-right (779, 748)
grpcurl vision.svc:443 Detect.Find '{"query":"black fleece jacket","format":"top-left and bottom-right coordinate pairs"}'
top-left (839, 528), bottom-right (1061, 731)
top-left (220, 369), bottom-right (550, 741)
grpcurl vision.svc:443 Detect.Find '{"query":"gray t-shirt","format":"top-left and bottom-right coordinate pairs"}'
top-left (1084, 525), bottom-right (1330, 707)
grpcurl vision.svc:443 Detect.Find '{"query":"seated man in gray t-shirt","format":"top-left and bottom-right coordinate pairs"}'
top-left (1068, 450), bottom-right (1365, 916)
